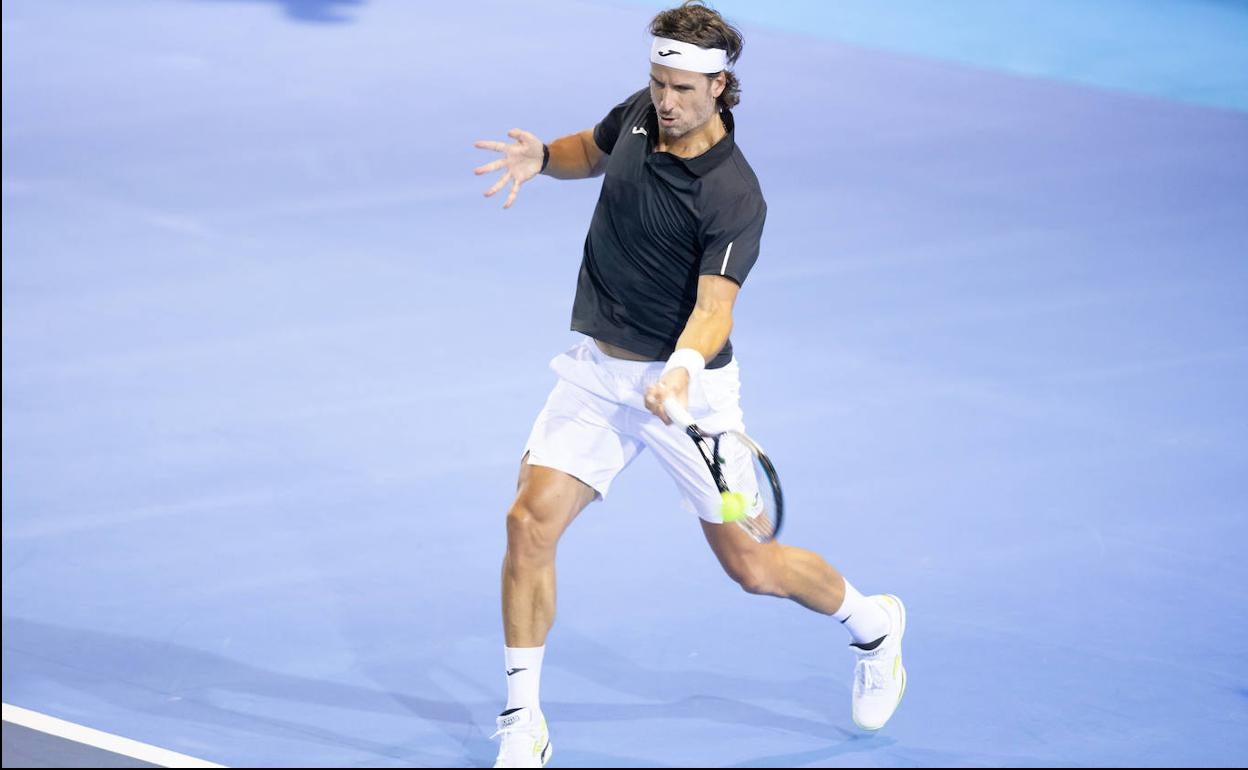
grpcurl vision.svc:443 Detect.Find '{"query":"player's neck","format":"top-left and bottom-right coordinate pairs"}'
top-left (657, 112), bottom-right (726, 159)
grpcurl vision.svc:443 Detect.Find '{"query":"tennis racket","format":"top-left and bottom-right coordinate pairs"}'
top-left (663, 398), bottom-right (784, 543)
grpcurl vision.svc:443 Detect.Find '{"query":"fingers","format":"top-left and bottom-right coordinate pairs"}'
top-left (503, 176), bottom-right (521, 209)
top-left (508, 128), bottom-right (544, 149)
top-left (484, 171), bottom-right (511, 197)
top-left (643, 383), bottom-right (672, 424)
top-left (477, 131), bottom-right (538, 205)
top-left (473, 158), bottom-right (506, 176)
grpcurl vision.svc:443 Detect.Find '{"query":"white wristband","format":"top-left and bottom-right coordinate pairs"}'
top-left (662, 348), bottom-right (705, 382)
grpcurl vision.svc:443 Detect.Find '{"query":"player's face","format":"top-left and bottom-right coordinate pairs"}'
top-left (649, 64), bottom-right (725, 140)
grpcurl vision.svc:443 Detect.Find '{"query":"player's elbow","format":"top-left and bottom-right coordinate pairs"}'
top-left (580, 130), bottom-right (607, 177)
top-left (691, 303), bottom-right (734, 340)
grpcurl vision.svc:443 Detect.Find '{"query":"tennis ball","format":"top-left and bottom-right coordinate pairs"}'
top-left (720, 491), bottom-right (747, 522)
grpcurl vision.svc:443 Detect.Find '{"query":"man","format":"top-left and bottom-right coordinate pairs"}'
top-left (473, 3), bottom-right (906, 766)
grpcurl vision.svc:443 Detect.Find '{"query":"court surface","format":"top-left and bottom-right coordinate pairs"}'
top-left (4, 0), bottom-right (1247, 766)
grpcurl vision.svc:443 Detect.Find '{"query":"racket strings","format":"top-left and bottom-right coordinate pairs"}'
top-left (687, 427), bottom-right (782, 543)
top-left (715, 433), bottom-right (780, 542)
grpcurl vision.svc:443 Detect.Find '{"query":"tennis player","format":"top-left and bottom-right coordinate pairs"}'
top-left (473, 3), bottom-right (906, 765)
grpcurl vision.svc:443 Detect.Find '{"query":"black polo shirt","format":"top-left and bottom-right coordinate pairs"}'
top-left (570, 87), bottom-right (767, 369)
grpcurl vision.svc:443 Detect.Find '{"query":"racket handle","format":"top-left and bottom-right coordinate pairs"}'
top-left (662, 398), bottom-right (696, 429)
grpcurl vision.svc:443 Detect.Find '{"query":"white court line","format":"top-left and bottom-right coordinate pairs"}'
top-left (2, 703), bottom-right (225, 768)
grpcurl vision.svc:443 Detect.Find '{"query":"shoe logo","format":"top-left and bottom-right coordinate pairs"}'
top-left (657, 49), bottom-right (681, 57)
top-left (631, 126), bottom-right (648, 136)
top-left (540, 740), bottom-right (551, 760)
top-left (499, 713), bottom-right (521, 728)
top-left (506, 667), bottom-right (527, 676)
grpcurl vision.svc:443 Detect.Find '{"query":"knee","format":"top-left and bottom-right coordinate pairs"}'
top-left (727, 560), bottom-right (782, 597)
top-left (505, 500), bottom-right (558, 562)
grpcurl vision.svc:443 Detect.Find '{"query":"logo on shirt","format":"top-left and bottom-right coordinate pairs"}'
top-left (631, 126), bottom-right (648, 136)
top-left (657, 49), bottom-right (681, 57)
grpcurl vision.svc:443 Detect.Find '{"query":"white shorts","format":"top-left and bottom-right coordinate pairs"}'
top-left (524, 335), bottom-right (753, 523)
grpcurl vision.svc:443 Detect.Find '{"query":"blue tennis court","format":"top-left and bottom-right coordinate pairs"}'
top-left (4, 0), bottom-right (1247, 766)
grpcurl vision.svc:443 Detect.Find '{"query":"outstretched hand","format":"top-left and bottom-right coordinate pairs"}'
top-left (473, 128), bottom-right (544, 209)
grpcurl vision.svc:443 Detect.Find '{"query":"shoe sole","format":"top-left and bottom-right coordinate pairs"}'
top-left (852, 594), bottom-right (907, 731)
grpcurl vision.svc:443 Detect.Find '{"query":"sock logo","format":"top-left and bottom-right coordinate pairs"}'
top-left (506, 667), bottom-right (527, 676)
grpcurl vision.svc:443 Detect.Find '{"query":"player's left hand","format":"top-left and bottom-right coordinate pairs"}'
top-left (645, 368), bottom-right (690, 425)
top-left (473, 128), bottom-right (544, 209)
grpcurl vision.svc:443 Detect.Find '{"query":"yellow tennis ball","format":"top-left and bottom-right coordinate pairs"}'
top-left (720, 491), bottom-right (747, 522)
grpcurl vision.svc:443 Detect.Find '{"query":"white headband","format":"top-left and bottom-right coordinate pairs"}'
top-left (650, 36), bottom-right (728, 74)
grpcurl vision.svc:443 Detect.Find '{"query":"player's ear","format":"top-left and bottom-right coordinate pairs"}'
top-left (710, 72), bottom-right (725, 100)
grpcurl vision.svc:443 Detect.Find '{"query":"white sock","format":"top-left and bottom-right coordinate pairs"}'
top-left (832, 578), bottom-right (890, 645)
top-left (503, 645), bottom-right (545, 712)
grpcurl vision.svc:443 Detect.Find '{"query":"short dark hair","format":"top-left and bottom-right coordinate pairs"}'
top-left (649, 1), bottom-right (743, 110)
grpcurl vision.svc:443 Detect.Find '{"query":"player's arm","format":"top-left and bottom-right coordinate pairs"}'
top-left (473, 127), bottom-right (605, 208)
top-left (674, 274), bottom-right (738, 364)
top-left (543, 128), bottom-right (607, 179)
top-left (644, 275), bottom-right (740, 423)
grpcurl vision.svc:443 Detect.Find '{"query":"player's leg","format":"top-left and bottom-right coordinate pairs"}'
top-left (696, 494), bottom-right (907, 730)
top-left (639, 360), bottom-right (908, 731)
top-left (495, 459), bottom-right (593, 769)
top-left (698, 517), bottom-right (845, 611)
top-left (635, 361), bottom-right (857, 614)
top-left (495, 373), bottom-right (642, 768)
top-left (502, 456), bottom-right (597, 648)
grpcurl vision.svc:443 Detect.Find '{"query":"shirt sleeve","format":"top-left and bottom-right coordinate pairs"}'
top-left (698, 193), bottom-right (767, 286)
top-left (593, 88), bottom-right (648, 155)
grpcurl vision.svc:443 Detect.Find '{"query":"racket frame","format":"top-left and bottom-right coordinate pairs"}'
top-left (681, 422), bottom-right (784, 543)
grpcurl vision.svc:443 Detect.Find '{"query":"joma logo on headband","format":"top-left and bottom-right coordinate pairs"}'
top-left (657, 49), bottom-right (681, 56)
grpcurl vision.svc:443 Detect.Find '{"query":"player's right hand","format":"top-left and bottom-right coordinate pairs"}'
top-left (645, 368), bottom-right (690, 426)
top-left (473, 128), bottom-right (544, 209)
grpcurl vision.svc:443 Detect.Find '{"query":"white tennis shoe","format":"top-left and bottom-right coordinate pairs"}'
top-left (851, 593), bottom-right (907, 730)
top-left (492, 707), bottom-right (552, 768)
